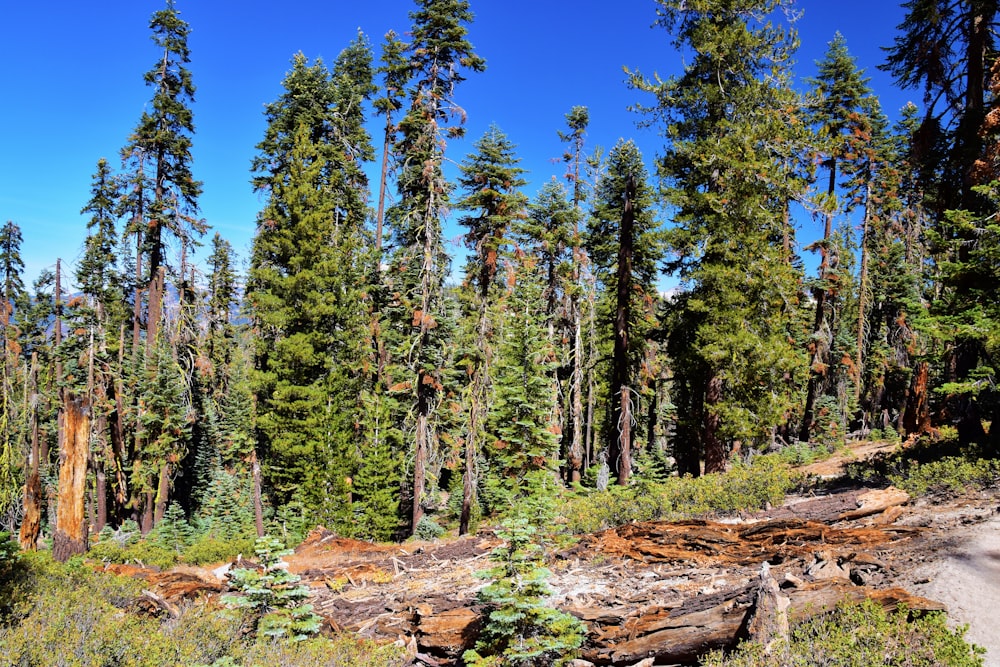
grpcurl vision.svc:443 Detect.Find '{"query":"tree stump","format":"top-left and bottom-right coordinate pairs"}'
top-left (52, 394), bottom-right (90, 562)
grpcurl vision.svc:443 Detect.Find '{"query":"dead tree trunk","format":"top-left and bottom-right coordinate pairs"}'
top-left (18, 354), bottom-right (41, 549)
top-left (251, 450), bottom-right (265, 537)
top-left (52, 393), bottom-right (91, 562)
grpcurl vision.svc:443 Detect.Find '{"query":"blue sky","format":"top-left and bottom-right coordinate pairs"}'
top-left (1, 0), bottom-right (911, 287)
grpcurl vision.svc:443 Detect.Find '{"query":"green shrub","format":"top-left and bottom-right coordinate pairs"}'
top-left (702, 599), bottom-right (984, 667)
top-left (889, 457), bottom-right (1000, 497)
top-left (0, 550), bottom-right (404, 667)
top-left (414, 516), bottom-right (445, 541)
top-left (88, 535), bottom-right (179, 570)
top-left (561, 455), bottom-right (799, 533)
top-left (844, 435), bottom-right (1000, 498)
top-left (183, 533), bottom-right (257, 565)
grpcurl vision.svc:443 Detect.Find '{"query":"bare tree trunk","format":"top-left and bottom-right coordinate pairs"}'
top-left (412, 407), bottom-right (427, 535)
top-left (251, 450), bottom-right (265, 537)
top-left (611, 174), bottom-right (636, 485)
top-left (133, 231), bottom-right (144, 352)
top-left (19, 354), bottom-right (41, 549)
top-left (801, 162), bottom-right (837, 442)
top-left (153, 462), bottom-right (170, 526)
top-left (901, 361), bottom-right (931, 436)
top-left (52, 393), bottom-right (91, 562)
top-left (146, 266), bottom-right (165, 352)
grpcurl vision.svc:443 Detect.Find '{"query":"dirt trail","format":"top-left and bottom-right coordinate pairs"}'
top-left (904, 498), bottom-right (1000, 666)
top-left (799, 440), bottom-right (1000, 666)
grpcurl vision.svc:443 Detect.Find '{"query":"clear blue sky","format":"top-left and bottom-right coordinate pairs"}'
top-left (1, 0), bottom-right (911, 287)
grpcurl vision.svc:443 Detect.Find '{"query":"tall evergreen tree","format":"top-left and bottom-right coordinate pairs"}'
top-left (121, 0), bottom-right (204, 349)
top-left (799, 33), bottom-right (877, 442)
top-left (586, 139), bottom-right (663, 485)
top-left (248, 39), bottom-right (376, 532)
top-left (455, 124), bottom-right (528, 534)
top-left (882, 0), bottom-right (1000, 444)
top-left (631, 0), bottom-right (807, 473)
top-left (384, 0), bottom-right (485, 535)
top-left (0, 221), bottom-right (25, 529)
top-left (558, 106), bottom-right (591, 484)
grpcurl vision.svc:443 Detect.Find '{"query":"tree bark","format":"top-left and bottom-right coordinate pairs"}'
top-left (19, 353), bottom-right (41, 549)
top-left (901, 361), bottom-right (931, 436)
top-left (251, 450), bottom-right (265, 537)
top-left (52, 393), bottom-right (91, 562)
top-left (703, 370), bottom-right (725, 474)
top-left (854, 182), bottom-right (872, 405)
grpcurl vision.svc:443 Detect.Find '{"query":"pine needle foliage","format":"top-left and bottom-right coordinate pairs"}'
top-left (223, 536), bottom-right (322, 641)
top-left (463, 519), bottom-right (585, 667)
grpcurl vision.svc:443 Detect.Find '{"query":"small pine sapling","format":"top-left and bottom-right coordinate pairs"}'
top-left (222, 535), bottom-right (322, 641)
top-left (463, 519), bottom-right (585, 666)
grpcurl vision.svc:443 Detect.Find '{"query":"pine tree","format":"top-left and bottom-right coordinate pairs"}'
top-left (77, 158), bottom-right (127, 530)
top-left (800, 33), bottom-right (877, 442)
top-left (384, 0), bottom-right (485, 535)
top-left (454, 125), bottom-right (528, 533)
top-left (121, 0), bottom-right (204, 350)
top-left (586, 139), bottom-right (663, 485)
top-left (631, 0), bottom-right (807, 473)
top-left (373, 30), bottom-right (410, 255)
top-left (0, 221), bottom-right (25, 530)
top-left (482, 253), bottom-right (562, 517)
top-left (882, 0), bottom-right (1000, 445)
top-left (558, 107), bottom-right (591, 485)
top-left (248, 40), bottom-right (376, 532)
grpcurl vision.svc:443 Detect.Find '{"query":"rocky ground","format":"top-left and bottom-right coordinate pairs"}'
top-left (120, 443), bottom-right (1000, 666)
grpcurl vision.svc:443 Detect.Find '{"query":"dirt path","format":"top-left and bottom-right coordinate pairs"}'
top-left (904, 499), bottom-right (1000, 666)
top-left (798, 439), bottom-right (901, 478)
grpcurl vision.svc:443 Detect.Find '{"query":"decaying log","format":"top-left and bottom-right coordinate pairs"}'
top-left (577, 576), bottom-right (944, 665)
top-left (52, 393), bottom-right (90, 562)
top-left (744, 562), bottom-right (789, 655)
top-left (416, 606), bottom-right (480, 655)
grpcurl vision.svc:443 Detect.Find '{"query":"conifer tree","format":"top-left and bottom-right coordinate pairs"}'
top-left (0, 221), bottom-right (25, 530)
top-left (248, 39), bottom-right (376, 532)
top-left (482, 254), bottom-right (562, 516)
top-left (558, 107), bottom-right (591, 484)
top-left (800, 33), bottom-right (876, 442)
top-left (883, 0), bottom-right (1000, 445)
top-left (455, 125), bottom-right (528, 534)
top-left (586, 139), bottom-right (663, 485)
top-left (77, 159), bottom-right (128, 529)
top-left (631, 0), bottom-right (807, 473)
top-left (373, 30), bottom-right (410, 255)
top-left (384, 0), bottom-right (485, 535)
top-left (121, 0), bottom-right (204, 350)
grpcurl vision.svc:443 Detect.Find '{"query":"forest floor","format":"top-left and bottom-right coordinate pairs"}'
top-left (126, 440), bottom-right (1000, 666)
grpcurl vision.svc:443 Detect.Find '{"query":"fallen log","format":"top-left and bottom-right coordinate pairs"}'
top-left (576, 576), bottom-right (944, 665)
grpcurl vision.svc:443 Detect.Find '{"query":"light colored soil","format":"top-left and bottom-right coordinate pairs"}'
top-left (906, 501), bottom-right (1000, 666)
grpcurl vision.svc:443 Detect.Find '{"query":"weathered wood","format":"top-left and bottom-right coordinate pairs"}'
top-left (52, 393), bottom-right (90, 562)
top-left (745, 563), bottom-right (789, 655)
top-left (416, 607), bottom-right (479, 655)
top-left (577, 577), bottom-right (944, 666)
